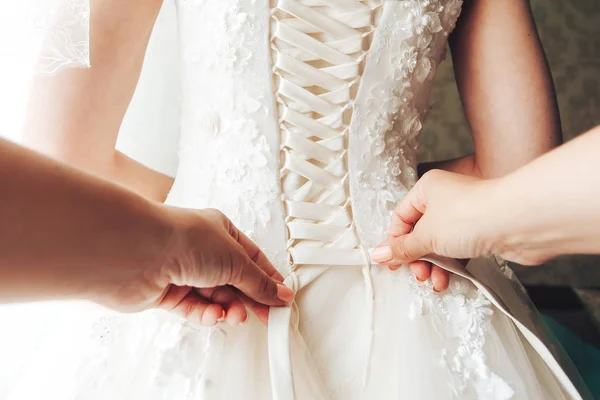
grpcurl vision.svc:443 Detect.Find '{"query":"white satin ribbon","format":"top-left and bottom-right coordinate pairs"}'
top-left (268, 255), bottom-right (371, 400)
top-left (268, 256), bottom-right (585, 400)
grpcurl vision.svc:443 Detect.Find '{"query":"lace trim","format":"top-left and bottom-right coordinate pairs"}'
top-left (170, 0), bottom-right (281, 240)
top-left (0, 0), bottom-right (90, 76)
top-left (404, 269), bottom-right (515, 399)
top-left (349, 0), bottom-right (463, 248)
top-left (37, 0), bottom-right (90, 74)
top-left (268, 1), bottom-right (381, 398)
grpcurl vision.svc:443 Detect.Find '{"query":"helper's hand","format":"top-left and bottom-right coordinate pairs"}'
top-left (370, 170), bottom-right (500, 291)
top-left (104, 208), bottom-right (294, 326)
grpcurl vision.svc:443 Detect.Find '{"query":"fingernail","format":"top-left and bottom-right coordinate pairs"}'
top-left (370, 245), bottom-right (393, 263)
top-left (276, 284), bottom-right (294, 303)
top-left (272, 271), bottom-right (285, 283)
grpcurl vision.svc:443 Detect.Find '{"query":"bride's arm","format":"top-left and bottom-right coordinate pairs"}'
top-left (23, 0), bottom-right (172, 202)
top-left (420, 0), bottom-right (561, 179)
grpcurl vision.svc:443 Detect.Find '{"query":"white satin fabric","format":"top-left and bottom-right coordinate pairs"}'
top-left (0, 1), bottom-right (592, 399)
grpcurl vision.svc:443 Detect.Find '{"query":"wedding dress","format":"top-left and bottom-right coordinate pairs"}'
top-left (0, 0), bottom-right (592, 399)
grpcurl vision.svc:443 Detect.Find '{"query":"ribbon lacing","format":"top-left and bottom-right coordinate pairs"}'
top-left (268, 1), bottom-right (382, 399)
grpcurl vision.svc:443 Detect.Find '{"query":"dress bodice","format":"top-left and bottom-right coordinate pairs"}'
top-left (163, 2), bottom-right (585, 399)
top-left (168, 0), bottom-right (463, 263)
top-left (165, 2), bottom-right (465, 398)
top-left (0, 3), bottom-right (585, 400)
top-left (154, 3), bottom-right (585, 398)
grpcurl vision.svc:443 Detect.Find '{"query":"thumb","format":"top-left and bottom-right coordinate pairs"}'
top-left (227, 251), bottom-right (294, 307)
top-left (388, 230), bottom-right (432, 265)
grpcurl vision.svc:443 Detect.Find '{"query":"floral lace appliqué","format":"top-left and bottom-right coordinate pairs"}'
top-left (350, 0), bottom-right (463, 247)
top-left (3, 0), bottom-right (90, 74)
top-left (33, 0), bottom-right (90, 74)
top-left (172, 0), bottom-right (279, 240)
top-left (405, 270), bottom-right (515, 400)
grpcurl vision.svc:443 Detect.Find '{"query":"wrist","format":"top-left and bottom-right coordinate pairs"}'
top-left (87, 195), bottom-right (177, 310)
top-left (481, 173), bottom-right (559, 266)
top-left (467, 177), bottom-right (510, 258)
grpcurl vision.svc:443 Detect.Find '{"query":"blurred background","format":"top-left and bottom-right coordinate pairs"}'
top-left (420, 0), bottom-right (600, 346)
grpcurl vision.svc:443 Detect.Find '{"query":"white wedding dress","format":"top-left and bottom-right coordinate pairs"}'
top-left (0, 1), bottom-right (592, 399)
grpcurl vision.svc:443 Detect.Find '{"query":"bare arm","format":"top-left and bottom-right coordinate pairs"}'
top-left (0, 137), bottom-right (170, 304)
top-left (421, 0), bottom-right (561, 178)
top-left (376, 125), bottom-right (600, 267)
top-left (492, 126), bottom-right (600, 262)
top-left (23, 0), bottom-right (172, 202)
top-left (0, 138), bottom-right (291, 324)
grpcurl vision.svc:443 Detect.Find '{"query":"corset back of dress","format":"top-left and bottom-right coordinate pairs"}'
top-left (0, 3), bottom-right (588, 400)
top-left (167, 0), bottom-right (463, 267)
top-left (166, 5), bottom-right (465, 395)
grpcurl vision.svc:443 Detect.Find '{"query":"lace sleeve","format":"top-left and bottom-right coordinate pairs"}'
top-left (0, 0), bottom-right (90, 141)
top-left (0, 0), bottom-right (90, 75)
top-left (34, 0), bottom-right (91, 74)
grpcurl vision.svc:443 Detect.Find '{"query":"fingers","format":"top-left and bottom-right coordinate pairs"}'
top-left (371, 230), bottom-right (431, 267)
top-left (385, 231), bottom-right (448, 292)
top-left (178, 294), bottom-right (224, 326)
top-left (227, 248), bottom-right (294, 307)
top-left (369, 243), bottom-right (393, 264)
top-left (220, 218), bottom-right (293, 307)
top-left (408, 260), bottom-right (432, 280)
top-left (199, 286), bottom-right (248, 326)
top-left (235, 264), bottom-right (292, 326)
top-left (431, 265), bottom-right (450, 292)
top-left (385, 230), bottom-right (432, 266)
top-left (371, 178), bottom-right (431, 266)
top-left (229, 223), bottom-right (285, 282)
top-left (209, 211), bottom-right (293, 308)
top-left (388, 182), bottom-right (427, 238)
top-left (408, 261), bottom-right (449, 292)
top-left (158, 285), bottom-right (250, 327)
top-left (239, 292), bottom-right (271, 325)
top-left (159, 285), bottom-right (225, 326)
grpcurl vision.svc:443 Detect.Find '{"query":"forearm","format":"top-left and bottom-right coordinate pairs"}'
top-left (113, 152), bottom-right (174, 202)
top-left (105, 151), bottom-right (174, 202)
top-left (490, 127), bottom-right (600, 261)
top-left (25, 145), bottom-right (173, 202)
top-left (419, 155), bottom-right (481, 178)
top-left (23, 0), bottom-right (170, 201)
top-left (449, 0), bottom-right (561, 179)
top-left (0, 138), bottom-right (171, 304)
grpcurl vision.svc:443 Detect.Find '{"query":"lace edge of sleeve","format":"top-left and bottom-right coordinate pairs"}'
top-left (35, 0), bottom-right (91, 75)
top-left (0, 0), bottom-right (91, 76)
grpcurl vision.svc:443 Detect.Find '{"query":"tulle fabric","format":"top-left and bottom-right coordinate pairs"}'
top-left (0, 1), bottom-right (589, 399)
top-left (0, 266), bottom-right (579, 399)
